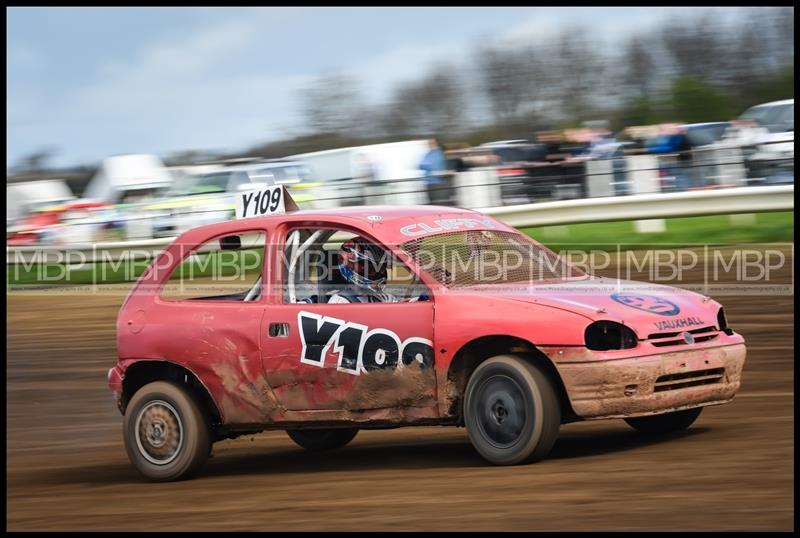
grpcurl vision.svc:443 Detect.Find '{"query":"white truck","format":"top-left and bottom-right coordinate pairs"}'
top-left (82, 154), bottom-right (174, 205)
top-left (287, 140), bottom-right (432, 209)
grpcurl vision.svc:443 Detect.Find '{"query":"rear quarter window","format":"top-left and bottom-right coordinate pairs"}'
top-left (160, 231), bottom-right (266, 301)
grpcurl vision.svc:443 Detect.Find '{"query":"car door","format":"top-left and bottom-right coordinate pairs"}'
top-left (260, 223), bottom-right (438, 413)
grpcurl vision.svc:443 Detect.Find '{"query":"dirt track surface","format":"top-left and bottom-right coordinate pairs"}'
top-left (6, 247), bottom-right (794, 531)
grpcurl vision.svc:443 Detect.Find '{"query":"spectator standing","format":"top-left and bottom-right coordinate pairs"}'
top-left (647, 124), bottom-right (692, 192)
top-left (354, 153), bottom-right (378, 205)
top-left (419, 138), bottom-right (449, 205)
top-left (536, 131), bottom-right (566, 161)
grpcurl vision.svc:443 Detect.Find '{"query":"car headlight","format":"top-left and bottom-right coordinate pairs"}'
top-left (585, 321), bottom-right (638, 351)
top-left (717, 307), bottom-right (733, 335)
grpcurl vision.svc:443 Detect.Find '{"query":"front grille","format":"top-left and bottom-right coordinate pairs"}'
top-left (648, 326), bottom-right (718, 347)
top-left (654, 367), bottom-right (725, 392)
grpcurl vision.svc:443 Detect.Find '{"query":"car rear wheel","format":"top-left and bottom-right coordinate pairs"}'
top-left (624, 407), bottom-right (703, 434)
top-left (286, 428), bottom-right (359, 452)
top-left (123, 381), bottom-right (211, 482)
top-left (464, 355), bottom-right (561, 465)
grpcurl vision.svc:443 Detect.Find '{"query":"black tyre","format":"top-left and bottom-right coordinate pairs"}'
top-left (123, 381), bottom-right (211, 482)
top-left (286, 428), bottom-right (359, 452)
top-left (464, 355), bottom-right (561, 465)
top-left (624, 407), bottom-right (703, 434)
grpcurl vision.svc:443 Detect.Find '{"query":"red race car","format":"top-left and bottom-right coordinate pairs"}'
top-left (109, 198), bottom-right (746, 481)
top-left (7, 200), bottom-right (113, 245)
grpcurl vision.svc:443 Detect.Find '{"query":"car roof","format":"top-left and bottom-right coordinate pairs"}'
top-left (686, 122), bottom-right (729, 128)
top-left (749, 99), bottom-right (794, 108)
top-left (480, 140), bottom-right (531, 147)
top-left (174, 205), bottom-right (519, 245)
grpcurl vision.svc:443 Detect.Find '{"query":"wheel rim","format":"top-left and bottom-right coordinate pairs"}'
top-left (134, 400), bottom-right (183, 465)
top-left (473, 374), bottom-right (529, 449)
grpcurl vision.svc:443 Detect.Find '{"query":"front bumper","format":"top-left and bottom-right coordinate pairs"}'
top-left (549, 343), bottom-right (746, 419)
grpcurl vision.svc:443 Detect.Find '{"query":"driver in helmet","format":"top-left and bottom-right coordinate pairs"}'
top-left (327, 237), bottom-right (400, 304)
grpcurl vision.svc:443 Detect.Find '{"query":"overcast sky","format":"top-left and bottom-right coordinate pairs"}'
top-left (6, 7), bottom-right (760, 169)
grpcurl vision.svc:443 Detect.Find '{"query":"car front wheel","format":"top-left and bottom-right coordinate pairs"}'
top-left (464, 355), bottom-right (561, 465)
top-left (123, 381), bottom-right (211, 482)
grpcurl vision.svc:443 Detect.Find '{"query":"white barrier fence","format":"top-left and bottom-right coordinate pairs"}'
top-left (481, 185), bottom-right (794, 228)
top-left (6, 185), bottom-right (793, 265)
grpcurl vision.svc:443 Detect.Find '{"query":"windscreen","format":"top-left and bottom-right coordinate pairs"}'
top-left (400, 230), bottom-right (585, 287)
top-left (686, 124), bottom-right (728, 146)
top-left (740, 104), bottom-right (792, 127)
top-left (492, 147), bottom-right (528, 163)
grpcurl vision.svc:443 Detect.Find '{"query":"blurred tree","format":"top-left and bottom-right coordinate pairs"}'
top-left (614, 95), bottom-right (657, 130)
top-left (92, 6), bottom-right (790, 173)
top-left (658, 8), bottom-right (793, 114)
top-left (772, 7), bottom-right (794, 67)
top-left (734, 24), bottom-right (767, 84)
top-left (757, 64), bottom-right (794, 104)
top-left (550, 28), bottom-right (605, 123)
top-left (670, 77), bottom-right (737, 123)
top-left (661, 13), bottom-right (730, 83)
top-left (10, 146), bottom-right (58, 175)
top-left (475, 44), bottom-right (545, 127)
top-left (380, 63), bottom-right (465, 138)
top-left (622, 36), bottom-right (654, 97)
top-left (298, 73), bottom-right (363, 134)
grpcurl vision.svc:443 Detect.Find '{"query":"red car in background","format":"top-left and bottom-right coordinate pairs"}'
top-left (7, 205), bottom-right (67, 245)
top-left (7, 200), bottom-right (114, 245)
top-left (108, 204), bottom-right (746, 481)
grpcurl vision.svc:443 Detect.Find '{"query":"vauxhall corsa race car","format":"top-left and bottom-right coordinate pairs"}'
top-left (108, 186), bottom-right (746, 481)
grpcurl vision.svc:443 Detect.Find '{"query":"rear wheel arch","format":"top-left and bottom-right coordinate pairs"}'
top-left (445, 335), bottom-right (577, 423)
top-left (120, 360), bottom-right (222, 428)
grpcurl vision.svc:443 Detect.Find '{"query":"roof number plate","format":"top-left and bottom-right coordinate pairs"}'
top-left (236, 185), bottom-right (286, 219)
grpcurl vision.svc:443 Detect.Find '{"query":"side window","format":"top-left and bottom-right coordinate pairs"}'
top-left (160, 231), bottom-right (266, 301)
top-left (282, 227), bottom-right (429, 304)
